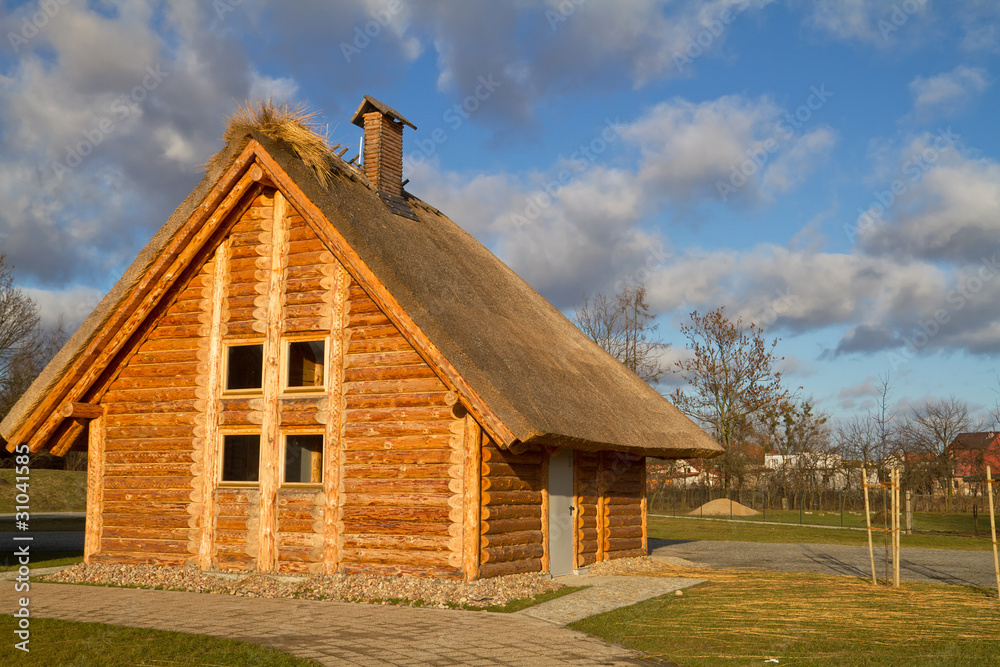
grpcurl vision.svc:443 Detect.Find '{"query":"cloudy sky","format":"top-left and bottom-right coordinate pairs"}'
top-left (1, 0), bottom-right (999, 422)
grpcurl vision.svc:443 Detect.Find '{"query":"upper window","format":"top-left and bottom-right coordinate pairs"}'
top-left (226, 344), bottom-right (263, 392)
top-left (284, 433), bottom-right (323, 484)
top-left (286, 340), bottom-right (326, 391)
top-left (221, 433), bottom-right (260, 483)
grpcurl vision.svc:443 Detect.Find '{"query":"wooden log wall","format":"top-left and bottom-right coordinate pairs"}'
top-left (574, 451), bottom-right (601, 568)
top-left (479, 440), bottom-right (545, 579)
top-left (600, 451), bottom-right (646, 560)
top-left (94, 248), bottom-right (215, 567)
top-left (338, 275), bottom-right (464, 579)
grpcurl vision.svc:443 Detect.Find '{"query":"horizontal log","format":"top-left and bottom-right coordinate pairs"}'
top-left (284, 303), bottom-right (329, 320)
top-left (481, 517), bottom-right (541, 535)
top-left (216, 489), bottom-right (254, 503)
top-left (482, 476), bottom-right (538, 493)
top-left (343, 378), bottom-right (449, 395)
top-left (481, 504), bottom-right (539, 521)
top-left (604, 538), bottom-right (643, 553)
top-left (343, 434), bottom-right (456, 452)
top-left (279, 411), bottom-right (323, 427)
top-left (283, 264), bottom-right (327, 281)
top-left (341, 534), bottom-right (451, 552)
top-left (606, 514), bottom-right (643, 529)
top-left (224, 322), bottom-right (264, 338)
top-left (277, 518), bottom-right (317, 533)
top-left (344, 448), bottom-right (453, 465)
top-left (103, 387), bottom-right (199, 403)
top-left (343, 492), bottom-right (452, 508)
top-left (281, 399), bottom-right (326, 414)
top-left (481, 543), bottom-right (544, 564)
top-left (286, 237), bottom-right (328, 254)
top-left (345, 297), bottom-right (381, 315)
top-left (127, 349), bottom-right (201, 366)
top-left (146, 325), bottom-right (206, 341)
top-left (340, 521), bottom-right (452, 537)
top-left (481, 447), bottom-right (543, 465)
top-left (216, 516), bottom-right (249, 531)
top-left (577, 539), bottom-right (598, 555)
top-left (103, 488), bottom-right (193, 503)
top-left (101, 537), bottom-right (191, 555)
top-left (106, 413), bottom-right (200, 428)
top-left (215, 530), bottom-right (252, 546)
top-left (340, 506), bottom-right (452, 523)
top-left (275, 546), bottom-right (314, 563)
top-left (106, 376), bottom-right (199, 391)
top-left (605, 503), bottom-right (643, 517)
top-left (482, 490), bottom-right (542, 506)
top-left (104, 400), bottom-right (201, 416)
top-left (578, 527), bottom-right (598, 542)
top-left (343, 421), bottom-right (459, 438)
top-left (343, 478), bottom-right (453, 495)
top-left (276, 532), bottom-right (321, 549)
top-left (344, 406), bottom-right (457, 424)
top-left (220, 410), bottom-right (262, 426)
top-left (103, 502), bottom-right (190, 516)
top-left (347, 311), bottom-right (392, 328)
top-left (156, 311), bottom-right (204, 328)
top-left (578, 552), bottom-right (598, 567)
top-left (343, 463), bottom-right (454, 479)
top-left (481, 461), bottom-right (542, 479)
top-left (103, 514), bottom-right (192, 530)
top-left (477, 558), bottom-right (542, 579)
top-left (104, 438), bottom-right (197, 454)
top-left (339, 547), bottom-right (451, 568)
top-left (339, 563), bottom-right (462, 579)
top-left (102, 525), bottom-right (191, 542)
top-left (344, 391), bottom-right (457, 410)
top-left (606, 482), bottom-right (644, 495)
top-left (480, 530), bottom-right (543, 549)
top-left (608, 525), bottom-right (644, 539)
top-left (276, 561), bottom-right (314, 574)
top-left (283, 291), bottom-right (327, 308)
top-left (344, 350), bottom-right (425, 369)
top-left (103, 476), bottom-right (195, 490)
top-left (285, 277), bottom-right (331, 297)
top-left (343, 365), bottom-right (439, 383)
top-left (89, 552), bottom-right (190, 567)
top-left (577, 514), bottom-right (598, 529)
top-left (107, 424), bottom-right (195, 440)
top-left (134, 337), bottom-right (202, 353)
top-left (104, 463), bottom-right (196, 478)
top-left (60, 402), bottom-right (104, 419)
top-left (346, 335), bottom-right (412, 355)
top-left (605, 547), bottom-right (647, 560)
top-left (344, 323), bottom-right (400, 341)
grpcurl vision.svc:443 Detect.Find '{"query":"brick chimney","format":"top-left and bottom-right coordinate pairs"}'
top-left (350, 95), bottom-right (416, 204)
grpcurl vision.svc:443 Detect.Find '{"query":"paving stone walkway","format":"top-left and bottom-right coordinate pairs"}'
top-left (1, 577), bottom-right (698, 665)
top-left (519, 575), bottom-right (703, 625)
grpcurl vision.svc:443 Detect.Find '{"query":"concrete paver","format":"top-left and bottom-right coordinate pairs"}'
top-left (519, 575), bottom-right (702, 625)
top-left (1, 581), bottom-right (677, 665)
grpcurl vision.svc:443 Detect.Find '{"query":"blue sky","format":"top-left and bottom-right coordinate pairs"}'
top-left (1, 0), bottom-right (999, 425)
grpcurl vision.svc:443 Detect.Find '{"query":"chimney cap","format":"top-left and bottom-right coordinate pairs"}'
top-left (350, 94), bottom-right (417, 130)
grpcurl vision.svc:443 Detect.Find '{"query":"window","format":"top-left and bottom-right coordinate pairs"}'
top-left (226, 344), bottom-right (263, 392)
top-left (286, 340), bottom-right (325, 390)
top-left (221, 434), bottom-right (260, 482)
top-left (284, 434), bottom-right (323, 484)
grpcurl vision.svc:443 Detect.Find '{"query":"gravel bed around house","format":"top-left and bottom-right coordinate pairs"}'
top-left (41, 563), bottom-right (564, 608)
top-left (586, 556), bottom-right (679, 576)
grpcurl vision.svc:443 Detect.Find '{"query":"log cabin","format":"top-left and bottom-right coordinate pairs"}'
top-left (0, 96), bottom-right (722, 580)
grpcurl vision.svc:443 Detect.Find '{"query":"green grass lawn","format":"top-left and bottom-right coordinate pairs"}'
top-left (0, 616), bottom-right (321, 666)
top-left (649, 516), bottom-right (996, 551)
top-left (0, 469), bottom-right (87, 513)
top-left (571, 565), bottom-right (1000, 666)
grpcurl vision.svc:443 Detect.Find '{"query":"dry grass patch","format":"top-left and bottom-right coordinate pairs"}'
top-left (572, 561), bottom-right (1000, 666)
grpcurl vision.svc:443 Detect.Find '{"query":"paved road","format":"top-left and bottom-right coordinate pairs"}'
top-left (650, 538), bottom-right (1000, 588)
top-left (1, 530), bottom-right (83, 552)
top-left (1, 581), bottom-right (679, 666)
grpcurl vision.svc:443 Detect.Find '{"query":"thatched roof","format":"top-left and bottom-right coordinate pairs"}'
top-left (1, 101), bottom-right (722, 459)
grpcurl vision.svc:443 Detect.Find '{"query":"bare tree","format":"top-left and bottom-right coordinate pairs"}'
top-left (900, 397), bottom-right (971, 509)
top-left (672, 306), bottom-right (792, 490)
top-left (574, 283), bottom-right (669, 384)
top-left (0, 256), bottom-right (39, 382)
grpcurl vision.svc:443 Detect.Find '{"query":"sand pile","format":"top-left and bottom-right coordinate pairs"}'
top-left (689, 498), bottom-right (759, 516)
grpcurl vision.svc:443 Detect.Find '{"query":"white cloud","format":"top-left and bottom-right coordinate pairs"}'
top-left (909, 66), bottom-right (991, 120)
top-left (801, 0), bottom-right (925, 45)
top-left (21, 285), bottom-right (105, 332)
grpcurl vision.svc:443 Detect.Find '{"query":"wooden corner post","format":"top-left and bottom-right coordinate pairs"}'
top-left (462, 415), bottom-right (482, 581)
top-left (84, 410), bottom-right (106, 563)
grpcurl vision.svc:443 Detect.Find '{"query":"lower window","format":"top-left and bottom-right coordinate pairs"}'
top-left (284, 434), bottom-right (323, 484)
top-left (221, 434), bottom-right (260, 482)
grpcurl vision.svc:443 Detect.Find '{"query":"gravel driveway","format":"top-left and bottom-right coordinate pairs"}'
top-left (650, 538), bottom-right (1000, 588)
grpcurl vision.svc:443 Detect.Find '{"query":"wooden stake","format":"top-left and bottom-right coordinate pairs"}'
top-left (893, 468), bottom-right (900, 587)
top-left (862, 465), bottom-right (876, 585)
top-left (987, 465), bottom-right (999, 601)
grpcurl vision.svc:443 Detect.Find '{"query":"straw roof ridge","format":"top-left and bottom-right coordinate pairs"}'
top-left (208, 99), bottom-right (342, 188)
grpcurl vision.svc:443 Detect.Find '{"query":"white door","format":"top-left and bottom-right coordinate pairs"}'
top-left (548, 449), bottom-right (575, 576)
